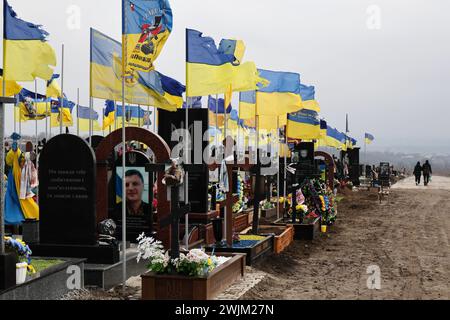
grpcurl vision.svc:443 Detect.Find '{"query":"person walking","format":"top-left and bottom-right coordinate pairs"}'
top-left (413, 162), bottom-right (422, 186)
top-left (422, 160), bottom-right (432, 186)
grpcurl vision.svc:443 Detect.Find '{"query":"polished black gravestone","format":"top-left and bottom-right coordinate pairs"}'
top-left (158, 109), bottom-right (209, 213)
top-left (31, 134), bottom-right (119, 264)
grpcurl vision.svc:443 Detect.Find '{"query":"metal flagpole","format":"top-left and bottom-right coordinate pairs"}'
top-left (276, 119), bottom-right (280, 219)
top-left (89, 97), bottom-right (93, 145)
top-left (215, 94), bottom-right (218, 156)
top-left (13, 95), bottom-right (16, 133)
top-left (45, 99), bottom-right (49, 141)
top-left (185, 98), bottom-right (189, 250)
top-left (146, 105), bottom-right (150, 130)
top-left (77, 88), bottom-right (80, 137)
top-left (283, 126), bottom-right (287, 214)
top-left (114, 100), bottom-right (117, 131)
top-left (35, 80), bottom-right (38, 150)
top-left (60, 44), bottom-right (65, 135)
top-left (122, 2), bottom-right (128, 293)
top-left (1, 71), bottom-right (6, 254)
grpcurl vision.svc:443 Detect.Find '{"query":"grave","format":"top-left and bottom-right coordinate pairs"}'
top-left (31, 134), bottom-right (119, 264)
top-left (111, 150), bottom-right (153, 243)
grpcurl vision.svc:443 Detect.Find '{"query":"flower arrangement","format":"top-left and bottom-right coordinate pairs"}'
top-left (261, 199), bottom-right (275, 210)
top-left (136, 234), bottom-right (229, 277)
top-left (4, 236), bottom-right (36, 274)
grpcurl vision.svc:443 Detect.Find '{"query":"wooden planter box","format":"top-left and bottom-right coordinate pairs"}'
top-left (233, 213), bottom-right (250, 232)
top-left (261, 207), bottom-right (277, 219)
top-left (141, 253), bottom-right (246, 300)
top-left (206, 236), bottom-right (273, 266)
top-left (274, 217), bottom-right (321, 241)
top-left (257, 225), bottom-right (294, 254)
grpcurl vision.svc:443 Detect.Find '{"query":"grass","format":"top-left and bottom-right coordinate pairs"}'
top-left (30, 259), bottom-right (65, 273)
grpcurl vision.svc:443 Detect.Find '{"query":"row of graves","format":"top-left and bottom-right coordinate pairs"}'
top-left (1, 106), bottom-right (346, 300)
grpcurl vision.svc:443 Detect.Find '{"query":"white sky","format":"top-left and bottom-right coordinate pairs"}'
top-left (2, 0), bottom-right (450, 153)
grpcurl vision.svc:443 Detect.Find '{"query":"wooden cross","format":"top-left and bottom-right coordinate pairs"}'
top-left (145, 162), bottom-right (205, 259)
top-left (208, 137), bottom-right (270, 246)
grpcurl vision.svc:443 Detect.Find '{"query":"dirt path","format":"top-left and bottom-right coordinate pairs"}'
top-left (242, 176), bottom-right (450, 300)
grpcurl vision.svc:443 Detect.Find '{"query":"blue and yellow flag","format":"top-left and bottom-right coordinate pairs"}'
top-left (3, 0), bottom-right (56, 81)
top-left (103, 100), bottom-right (116, 129)
top-left (186, 29), bottom-right (262, 97)
top-left (218, 39), bottom-right (246, 65)
top-left (46, 74), bottom-right (62, 98)
top-left (365, 133), bottom-right (374, 144)
top-left (286, 109), bottom-right (321, 140)
top-left (90, 28), bottom-right (183, 110)
top-left (122, 0), bottom-right (173, 75)
top-left (256, 69), bottom-right (303, 116)
top-left (78, 106), bottom-right (102, 132)
top-left (50, 97), bottom-right (74, 128)
top-left (0, 69), bottom-right (22, 96)
top-left (208, 96), bottom-right (232, 114)
top-left (16, 88), bottom-right (50, 121)
top-left (115, 104), bottom-right (147, 128)
top-left (299, 84), bottom-right (320, 113)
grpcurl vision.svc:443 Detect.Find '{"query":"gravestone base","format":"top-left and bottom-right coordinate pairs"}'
top-left (30, 243), bottom-right (120, 264)
top-left (0, 253), bottom-right (16, 290)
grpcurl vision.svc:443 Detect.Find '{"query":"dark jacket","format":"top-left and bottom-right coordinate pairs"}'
top-left (422, 162), bottom-right (432, 175)
top-left (413, 164), bottom-right (422, 176)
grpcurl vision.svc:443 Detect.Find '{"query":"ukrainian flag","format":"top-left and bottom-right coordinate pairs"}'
top-left (3, 0), bottom-right (56, 81)
top-left (299, 84), bottom-right (321, 113)
top-left (319, 126), bottom-right (345, 149)
top-left (365, 133), bottom-right (374, 144)
top-left (208, 96), bottom-right (232, 114)
top-left (238, 91), bottom-right (286, 130)
top-left (0, 69), bottom-right (21, 96)
top-left (90, 28), bottom-right (183, 110)
top-left (115, 104), bottom-right (146, 128)
top-left (103, 100), bottom-right (116, 129)
top-left (122, 0), bottom-right (172, 74)
top-left (46, 74), bottom-right (62, 98)
top-left (78, 106), bottom-right (102, 132)
top-left (16, 88), bottom-right (50, 121)
top-left (286, 109), bottom-right (321, 140)
top-left (218, 39), bottom-right (246, 65)
top-left (50, 97), bottom-right (74, 128)
top-left (186, 29), bottom-right (261, 97)
top-left (256, 69), bottom-right (303, 116)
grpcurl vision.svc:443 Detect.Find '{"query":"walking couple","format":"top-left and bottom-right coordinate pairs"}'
top-left (413, 161), bottom-right (432, 186)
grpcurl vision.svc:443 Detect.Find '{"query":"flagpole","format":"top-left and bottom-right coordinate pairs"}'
top-left (35, 80), bottom-right (38, 152)
top-left (89, 97), bottom-right (93, 145)
top-left (146, 106), bottom-right (150, 130)
top-left (122, 0), bottom-right (128, 293)
top-left (276, 118), bottom-right (280, 220)
top-left (1, 43), bottom-right (6, 254)
top-left (77, 88), bottom-right (80, 137)
top-left (60, 44), bottom-right (65, 135)
top-left (215, 95), bottom-right (218, 157)
top-left (114, 100), bottom-right (117, 131)
top-left (45, 99), bottom-right (49, 141)
top-left (13, 95), bottom-right (16, 133)
top-left (184, 98), bottom-right (190, 250)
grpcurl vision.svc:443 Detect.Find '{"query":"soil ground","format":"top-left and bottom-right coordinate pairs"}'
top-left (242, 176), bottom-right (450, 300)
top-left (64, 176), bottom-right (450, 300)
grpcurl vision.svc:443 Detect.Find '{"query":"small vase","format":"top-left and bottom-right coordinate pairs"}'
top-left (16, 262), bottom-right (28, 285)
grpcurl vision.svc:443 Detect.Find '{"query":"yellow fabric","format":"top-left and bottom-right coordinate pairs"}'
top-left (239, 101), bottom-right (255, 120)
top-left (90, 61), bottom-right (180, 111)
top-left (51, 108), bottom-right (73, 128)
top-left (46, 80), bottom-right (61, 98)
top-left (17, 102), bottom-right (50, 121)
top-left (4, 39), bottom-right (56, 81)
top-left (256, 92), bottom-right (303, 116)
top-left (209, 110), bottom-right (225, 127)
top-left (103, 111), bottom-right (116, 129)
top-left (302, 100), bottom-right (321, 113)
top-left (5, 150), bottom-right (39, 220)
top-left (234, 40), bottom-right (246, 64)
top-left (365, 138), bottom-right (372, 145)
top-left (79, 119), bottom-right (102, 132)
top-left (286, 120), bottom-right (321, 140)
top-left (0, 77), bottom-right (22, 96)
top-left (123, 31), bottom-right (170, 74)
top-left (224, 85), bottom-right (232, 112)
top-left (186, 61), bottom-right (262, 97)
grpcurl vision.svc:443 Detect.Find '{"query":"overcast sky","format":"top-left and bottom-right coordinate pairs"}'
top-left (2, 0), bottom-right (450, 153)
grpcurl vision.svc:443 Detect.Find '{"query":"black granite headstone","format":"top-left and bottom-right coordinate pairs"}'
top-left (39, 134), bottom-right (96, 245)
top-left (158, 109), bottom-right (209, 213)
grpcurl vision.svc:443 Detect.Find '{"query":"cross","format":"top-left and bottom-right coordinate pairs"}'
top-left (145, 162), bottom-right (205, 260)
top-left (208, 137), bottom-right (271, 246)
